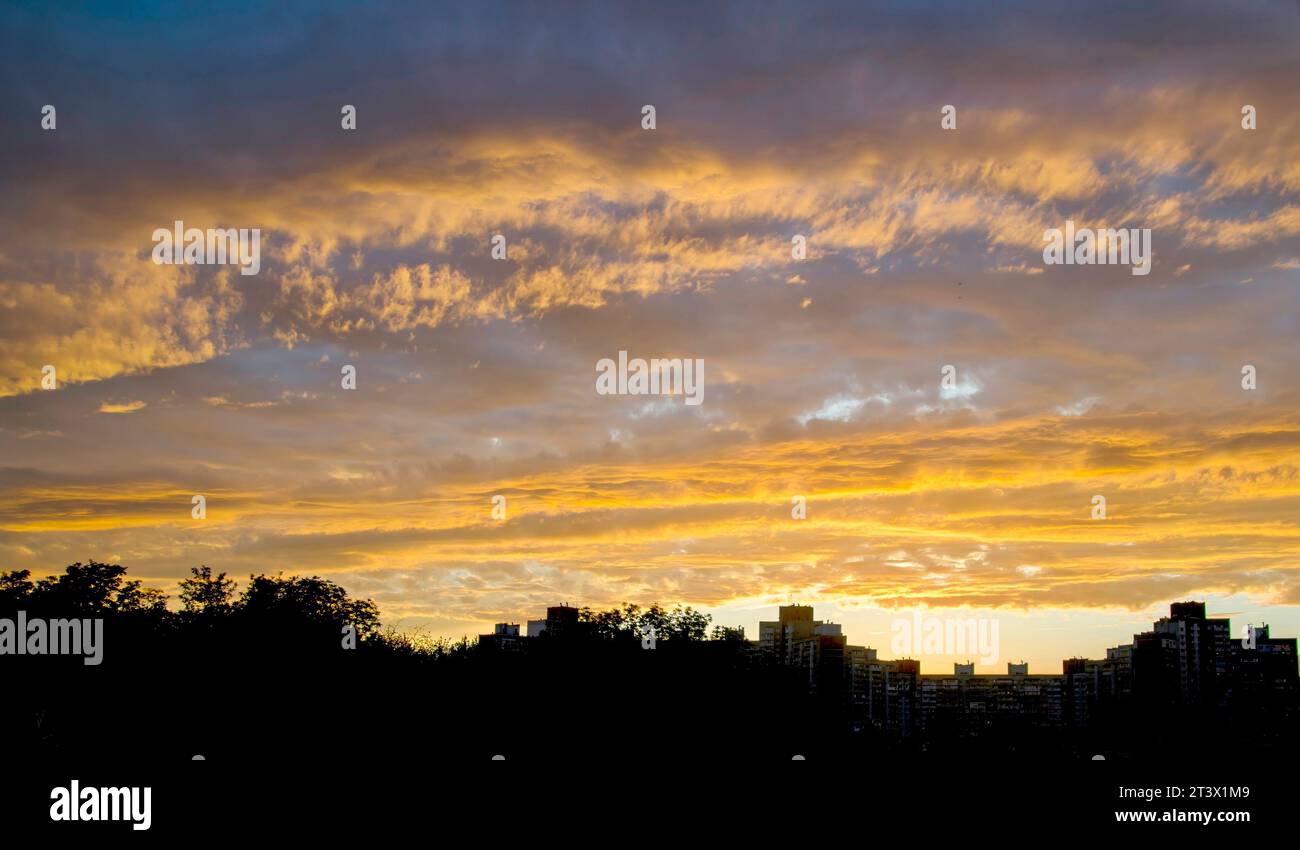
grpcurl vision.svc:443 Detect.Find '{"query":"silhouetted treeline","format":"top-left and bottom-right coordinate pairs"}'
top-left (0, 561), bottom-right (836, 769)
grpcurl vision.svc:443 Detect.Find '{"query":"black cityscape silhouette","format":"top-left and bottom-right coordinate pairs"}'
top-left (2, 560), bottom-right (1296, 768)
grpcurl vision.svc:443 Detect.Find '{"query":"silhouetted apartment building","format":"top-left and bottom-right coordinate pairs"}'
top-left (484, 605), bottom-right (581, 645)
top-left (916, 662), bottom-right (1064, 740)
top-left (763, 601), bottom-right (1297, 742)
top-left (789, 631), bottom-right (847, 707)
top-left (1229, 624), bottom-right (1299, 705)
top-left (522, 605), bottom-right (581, 639)
top-left (1151, 601), bottom-right (1231, 705)
top-left (1063, 651), bottom-right (1131, 727)
top-left (1065, 602), bottom-right (1297, 729)
top-left (849, 655), bottom-right (919, 737)
top-left (845, 644), bottom-right (876, 729)
top-left (478, 622), bottom-right (524, 651)
top-left (484, 600), bottom-right (1294, 744)
top-left (1130, 630), bottom-right (1182, 705)
top-left (758, 605), bottom-right (821, 663)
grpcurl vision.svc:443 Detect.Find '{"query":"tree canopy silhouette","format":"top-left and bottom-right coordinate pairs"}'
top-left (1, 560), bottom-right (788, 769)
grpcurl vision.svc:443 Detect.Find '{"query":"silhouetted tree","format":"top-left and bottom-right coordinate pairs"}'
top-left (178, 565), bottom-right (237, 614)
top-left (664, 605), bottom-right (710, 641)
top-left (581, 603), bottom-right (634, 639)
top-left (711, 625), bottom-right (746, 642)
top-left (238, 572), bottom-right (380, 639)
top-left (113, 579), bottom-right (169, 614)
top-left (0, 569), bottom-right (33, 608)
top-left (577, 602), bottom-right (711, 642)
top-left (30, 560), bottom-right (135, 613)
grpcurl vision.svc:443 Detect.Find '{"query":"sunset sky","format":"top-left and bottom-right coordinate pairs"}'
top-left (3, 1), bottom-right (1300, 671)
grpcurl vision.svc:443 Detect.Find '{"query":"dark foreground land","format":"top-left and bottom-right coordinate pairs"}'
top-left (1, 562), bottom-right (1294, 835)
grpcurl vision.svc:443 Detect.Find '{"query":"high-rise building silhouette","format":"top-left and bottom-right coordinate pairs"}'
top-left (758, 605), bottom-right (819, 663)
top-left (485, 598), bottom-right (1296, 747)
top-left (761, 600), bottom-right (1297, 744)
